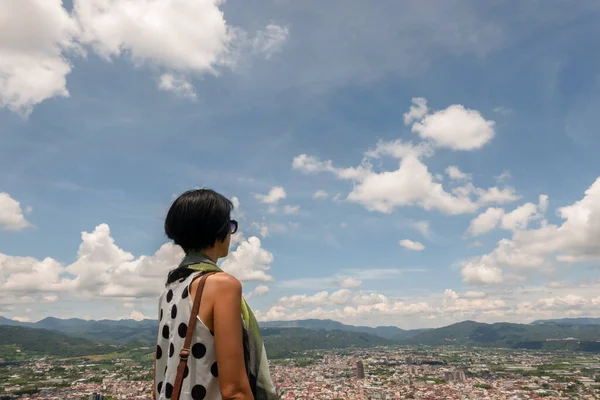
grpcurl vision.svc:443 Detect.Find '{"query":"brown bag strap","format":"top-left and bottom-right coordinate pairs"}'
top-left (172, 271), bottom-right (217, 400)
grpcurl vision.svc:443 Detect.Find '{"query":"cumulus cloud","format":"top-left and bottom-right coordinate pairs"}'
top-left (0, 193), bottom-right (32, 231)
top-left (158, 73), bottom-right (197, 99)
top-left (0, 0), bottom-right (79, 115)
top-left (403, 97), bottom-right (429, 125)
top-left (249, 24), bottom-right (289, 59)
top-left (1, 0), bottom-right (287, 114)
top-left (468, 197), bottom-right (547, 236)
top-left (292, 98), bottom-right (514, 216)
top-left (221, 236), bottom-right (274, 281)
top-left (338, 276), bottom-right (362, 289)
top-left (461, 262), bottom-right (504, 285)
top-left (74, 0), bottom-right (225, 71)
top-left (253, 285), bottom-right (269, 296)
top-left (282, 205), bottom-right (300, 215)
top-left (0, 223), bottom-right (275, 309)
top-left (462, 178), bottom-right (600, 287)
top-left (313, 190), bottom-right (328, 200)
top-left (412, 104), bottom-right (495, 151)
top-left (255, 186), bottom-right (286, 204)
top-left (445, 166), bottom-right (471, 181)
top-left (399, 239), bottom-right (425, 252)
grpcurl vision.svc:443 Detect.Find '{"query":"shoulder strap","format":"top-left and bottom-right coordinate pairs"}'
top-left (172, 271), bottom-right (218, 400)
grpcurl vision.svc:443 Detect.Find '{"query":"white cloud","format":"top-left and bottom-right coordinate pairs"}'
top-left (221, 236), bottom-right (274, 282)
top-left (403, 97), bottom-right (429, 125)
top-left (127, 310), bottom-right (150, 321)
top-left (293, 99), bottom-right (516, 216)
top-left (476, 186), bottom-right (520, 205)
top-left (282, 205), bottom-right (300, 215)
top-left (468, 207), bottom-right (505, 236)
top-left (250, 24), bottom-right (289, 59)
top-left (294, 152), bottom-right (518, 215)
top-left (466, 177), bottom-right (600, 285)
top-left (501, 202), bottom-right (538, 231)
top-left (255, 223), bottom-right (270, 238)
top-left (74, 0), bottom-right (287, 87)
top-left (468, 197), bottom-right (548, 236)
top-left (399, 239), bottom-right (425, 252)
top-left (346, 155), bottom-right (479, 214)
top-left (412, 104), bottom-right (495, 151)
top-left (462, 291), bottom-right (487, 299)
top-left (12, 316), bottom-right (32, 323)
top-left (365, 139), bottom-right (433, 160)
top-left (74, 0), bottom-right (230, 73)
top-left (0, 223), bottom-right (275, 310)
top-left (313, 190), bottom-right (328, 200)
top-left (158, 73), bottom-right (197, 99)
top-left (338, 277), bottom-right (362, 289)
top-left (493, 107), bottom-right (513, 116)
top-left (538, 194), bottom-right (549, 214)
top-left (445, 166), bottom-right (471, 181)
top-left (461, 262), bottom-right (503, 285)
top-left (42, 295), bottom-right (58, 303)
top-left (0, 0), bottom-right (79, 115)
top-left (253, 285), bottom-right (269, 296)
top-left (255, 186), bottom-right (286, 204)
top-left (257, 278), bottom-right (600, 327)
top-left (0, 193), bottom-right (32, 231)
top-left (1, 0), bottom-right (288, 115)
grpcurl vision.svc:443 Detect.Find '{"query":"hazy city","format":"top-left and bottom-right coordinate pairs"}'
top-left (3, 344), bottom-right (600, 399)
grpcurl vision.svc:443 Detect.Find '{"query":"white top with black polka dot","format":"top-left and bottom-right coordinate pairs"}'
top-left (155, 272), bottom-right (221, 400)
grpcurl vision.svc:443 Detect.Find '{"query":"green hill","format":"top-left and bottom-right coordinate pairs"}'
top-left (0, 326), bottom-right (119, 360)
top-left (260, 318), bottom-right (427, 340)
top-left (261, 327), bottom-right (393, 358)
top-left (5, 316), bottom-right (600, 356)
top-left (402, 320), bottom-right (600, 351)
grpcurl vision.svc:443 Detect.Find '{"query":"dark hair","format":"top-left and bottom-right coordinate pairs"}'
top-left (165, 188), bottom-right (233, 252)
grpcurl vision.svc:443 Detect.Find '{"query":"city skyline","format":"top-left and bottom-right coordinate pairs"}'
top-left (2, 0), bottom-right (600, 329)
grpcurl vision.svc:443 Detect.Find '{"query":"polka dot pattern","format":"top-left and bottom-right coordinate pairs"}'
top-left (155, 273), bottom-right (220, 400)
top-left (192, 343), bottom-right (206, 359)
top-left (191, 384), bottom-right (207, 400)
top-left (165, 382), bottom-right (173, 398)
top-left (178, 322), bottom-right (188, 338)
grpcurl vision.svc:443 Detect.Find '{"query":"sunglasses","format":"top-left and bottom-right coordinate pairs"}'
top-left (229, 220), bottom-right (238, 234)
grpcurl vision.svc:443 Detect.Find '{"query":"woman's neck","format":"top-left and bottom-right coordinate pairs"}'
top-left (191, 248), bottom-right (219, 263)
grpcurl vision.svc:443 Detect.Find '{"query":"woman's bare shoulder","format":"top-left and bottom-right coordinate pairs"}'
top-left (207, 272), bottom-right (241, 292)
top-left (191, 272), bottom-right (241, 296)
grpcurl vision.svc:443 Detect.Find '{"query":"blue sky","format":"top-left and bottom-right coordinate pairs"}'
top-left (1, 0), bottom-right (600, 328)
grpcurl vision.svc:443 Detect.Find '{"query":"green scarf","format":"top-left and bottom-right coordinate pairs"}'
top-left (178, 252), bottom-right (278, 400)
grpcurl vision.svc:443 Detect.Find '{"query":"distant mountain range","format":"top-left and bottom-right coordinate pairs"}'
top-left (0, 326), bottom-right (121, 359)
top-left (0, 316), bottom-right (157, 343)
top-left (4, 316), bottom-right (600, 358)
top-left (532, 317), bottom-right (600, 326)
top-left (260, 318), bottom-right (428, 340)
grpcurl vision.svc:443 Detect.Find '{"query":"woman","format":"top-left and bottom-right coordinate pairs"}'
top-left (154, 189), bottom-right (278, 400)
